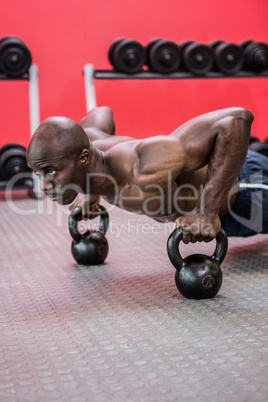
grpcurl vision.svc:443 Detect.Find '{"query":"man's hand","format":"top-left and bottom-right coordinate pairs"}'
top-left (69, 194), bottom-right (101, 220)
top-left (176, 211), bottom-right (221, 244)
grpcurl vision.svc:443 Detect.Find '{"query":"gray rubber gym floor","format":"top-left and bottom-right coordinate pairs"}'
top-left (0, 191), bottom-right (267, 402)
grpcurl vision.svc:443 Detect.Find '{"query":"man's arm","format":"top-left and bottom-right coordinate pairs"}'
top-left (176, 107), bottom-right (254, 243)
top-left (138, 107), bottom-right (253, 243)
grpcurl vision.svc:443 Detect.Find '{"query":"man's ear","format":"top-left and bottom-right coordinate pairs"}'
top-left (79, 149), bottom-right (91, 167)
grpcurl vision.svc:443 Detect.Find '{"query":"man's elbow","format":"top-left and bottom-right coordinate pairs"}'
top-left (238, 108), bottom-right (254, 125)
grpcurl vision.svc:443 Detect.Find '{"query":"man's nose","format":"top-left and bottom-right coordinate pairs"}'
top-left (39, 176), bottom-right (53, 192)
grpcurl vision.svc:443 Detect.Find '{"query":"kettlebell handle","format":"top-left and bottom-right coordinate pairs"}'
top-left (68, 205), bottom-right (109, 243)
top-left (167, 227), bottom-right (228, 270)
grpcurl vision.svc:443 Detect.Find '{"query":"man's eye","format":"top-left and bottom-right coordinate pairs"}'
top-left (47, 169), bottom-right (56, 175)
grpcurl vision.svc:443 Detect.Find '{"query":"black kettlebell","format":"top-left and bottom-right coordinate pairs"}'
top-left (167, 228), bottom-right (228, 299)
top-left (68, 205), bottom-right (109, 265)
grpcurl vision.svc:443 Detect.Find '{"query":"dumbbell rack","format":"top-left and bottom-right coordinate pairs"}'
top-left (83, 64), bottom-right (268, 111)
top-left (0, 65), bottom-right (42, 199)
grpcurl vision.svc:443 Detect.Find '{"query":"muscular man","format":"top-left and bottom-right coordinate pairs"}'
top-left (26, 106), bottom-right (268, 243)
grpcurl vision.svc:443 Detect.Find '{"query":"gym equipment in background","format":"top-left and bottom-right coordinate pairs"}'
top-left (108, 39), bottom-right (145, 74)
top-left (106, 37), bottom-right (268, 78)
top-left (146, 39), bottom-right (182, 73)
top-left (0, 35), bottom-right (41, 198)
top-left (0, 143), bottom-right (31, 181)
top-left (241, 41), bottom-right (268, 72)
top-left (68, 205), bottom-right (109, 265)
top-left (0, 36), bottom-right (32, 77)
top-left (167, 228), bottom-right (228, 299)
top-left (210, 41), bottom-right (244, 74)
top-left (179, 41), bottom-right (214, 75)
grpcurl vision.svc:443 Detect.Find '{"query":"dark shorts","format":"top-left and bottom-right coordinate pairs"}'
top-left (221, 150), bottom-right (268, 237)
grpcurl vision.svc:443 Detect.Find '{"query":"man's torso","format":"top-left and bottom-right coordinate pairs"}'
top-left (99, 138), bottom-right (238, 222)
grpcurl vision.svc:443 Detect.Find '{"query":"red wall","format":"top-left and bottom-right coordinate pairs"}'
top-left (0, 0), bottom-right (268, 148)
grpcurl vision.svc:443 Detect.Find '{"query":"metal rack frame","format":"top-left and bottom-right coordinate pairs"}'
top-left (83, 64), bottom-right (268, 111)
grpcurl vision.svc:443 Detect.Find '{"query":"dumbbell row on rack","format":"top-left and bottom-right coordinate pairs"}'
top-left (0, 144), bottom-right (31, 182)
top-left (0, 36), bottom-right (32, 78)
top-left (0, 143), bottom-right (38, 196)
top-left (108, 38), bottom-right (268, 75)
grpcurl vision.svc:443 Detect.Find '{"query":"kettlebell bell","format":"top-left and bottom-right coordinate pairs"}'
top-left (68, 205), bottom-right (109, 265)
top-left (167, 228), bottom-right (228, 299)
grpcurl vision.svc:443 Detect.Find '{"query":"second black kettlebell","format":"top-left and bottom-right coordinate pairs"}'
top-left (68, 205), bottom-right (109, 265)
top-left (167, 228), bottom-right (228, 299)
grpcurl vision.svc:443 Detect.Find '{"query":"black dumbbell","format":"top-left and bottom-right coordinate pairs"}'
top-left (210, 40), bottom-right (244, 74)
top-left (0, 143), bottom-right (31, 181)
top-left (146, 39), bottom-right (182, 73)
top-left (108, 38), bottom-right (124, 68)
top-left (180, 41), bottom-right (214, 75)
top-left (0, 36), bottom-right (32, 77)
top-left (108, 38), bottom-right (145, 74)
top-left (248, 137), bottom-right (268, 157)
top-left (241, 41), bottom-right (268, 72)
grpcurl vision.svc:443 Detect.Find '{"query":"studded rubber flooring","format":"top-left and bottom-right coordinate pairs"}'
top-left (0, 191), bottom-right (268, 402)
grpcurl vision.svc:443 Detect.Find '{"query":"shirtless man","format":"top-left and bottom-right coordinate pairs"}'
top-left (26, 106), bottom-right (268, 243)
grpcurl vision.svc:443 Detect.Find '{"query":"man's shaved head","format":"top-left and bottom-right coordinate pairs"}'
top-left (27, 116), bottom-right (90, 163)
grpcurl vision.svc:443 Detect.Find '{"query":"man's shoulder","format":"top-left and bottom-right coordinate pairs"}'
top-left (104, 139), bottom-right (140, 177)
top-left (137, 135), bottom-right (181, 159)
top-left (135, 135), bottom-right (185, 178)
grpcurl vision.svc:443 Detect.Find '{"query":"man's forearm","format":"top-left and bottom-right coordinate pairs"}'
top-left (196, 112), bottom-right (253, 215)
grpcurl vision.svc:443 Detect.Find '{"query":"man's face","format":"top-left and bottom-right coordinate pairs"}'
top-left (27, 152), bottom-right (85, 205)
